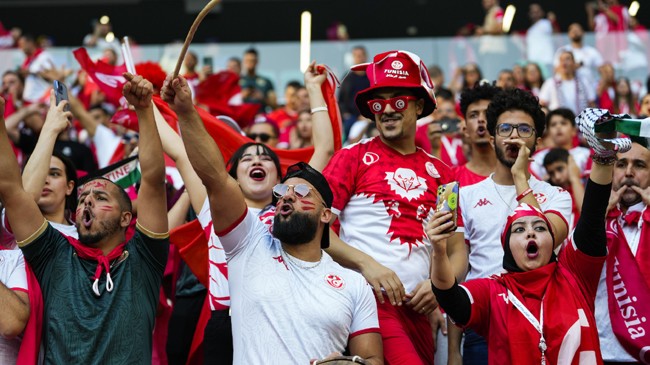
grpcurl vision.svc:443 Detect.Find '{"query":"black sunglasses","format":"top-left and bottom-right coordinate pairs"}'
top-left (247, 133), bottom-right (275, 143)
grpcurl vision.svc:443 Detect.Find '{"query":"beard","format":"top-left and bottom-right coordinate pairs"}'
top-left (494, 140), bottom-right (536, 169)
top-left (77, 216), bottom-right (122, 246)
top-left (273, 211), bottom-right (318, 246)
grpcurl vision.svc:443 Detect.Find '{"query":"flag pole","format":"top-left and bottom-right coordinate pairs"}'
top-left (122, 36), bottom-right (136, 74)
top-left (173, 0), bottom-right (221, 78)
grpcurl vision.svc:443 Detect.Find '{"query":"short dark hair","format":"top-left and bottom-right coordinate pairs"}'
top-left (84, 177), bottom-right (133, 213)
top-left (545, 108), bottom-right (576, 128)
top-left (51, 150), bottom-right (78, 213)
top-left (2, 70), bottom-right (24, 85)
top-left (486, 88), bottom-right (546, 138)
top-left (543, 148), bottom-right (569, 167)
top-left (244, 48), bottom-right (258, 57)
top-left (435, 88), bottom-right (454, 102)
top-left (286, 80), bottom-right (302, 90)
top-left (88, 104), bottom-right (111, 116)
top-left (460, 83), bottom-right (500, 117)
top-left (227, 142), bottom-right (282, 180)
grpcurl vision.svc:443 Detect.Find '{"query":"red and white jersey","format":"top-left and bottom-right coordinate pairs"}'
top-left (0, 250), bottom-right (28, 363)
top-left (460, 239), bottom-right (604, 365)
top-left (452, 164), bottom-right (489, 188)
top-left (219, 209), bottom-right (379, 365)
top-left (440, 135), bottom-right (467, 168)
top-left (529, 146), bottom-right (593, 181)
top-left (323, 137), bottom-right (463, 293)
top-left (198, 198), bottom-right (275, 311)
top-left (460, 175), bottom-right (572, 281)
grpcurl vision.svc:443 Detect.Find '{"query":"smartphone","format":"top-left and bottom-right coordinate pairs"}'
top-left (53, 80), bottom-right (70, 112)
top-left (435, 181), bottom-right (459, 232)
top-left (203, 56), bottom-right (213, 68)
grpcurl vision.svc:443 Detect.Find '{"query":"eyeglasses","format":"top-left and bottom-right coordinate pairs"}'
top-left (366, 96), bottom-right (417, 114)
top-left (496, 123), bottom-right (536, 138)
top-left (247, 133), bottom-right (275, 143)
top-left (273, 183), bottom-right (325, 204)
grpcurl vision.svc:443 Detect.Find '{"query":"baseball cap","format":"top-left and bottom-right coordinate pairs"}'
top-left (353, 50), bottom-right (437, 120)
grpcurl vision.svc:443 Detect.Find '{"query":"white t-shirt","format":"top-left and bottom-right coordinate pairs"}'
top-left (197, 197), bottom-right (274, 311)
top-left (529, 146), bottom-right (593, 181)
top-left (539, 77), bottom-right (596, 115)
top-left (219, 209), bottom-right (379, 365)
top-left (323, 137), bottom-right (463, 293)
top-left (553, 44), bottom-right (604, 88)
top-left (0, 249), bottom-right (28, 363)
top-left (2, 209), bottom-right (78, 249)
top-left (526, 19), bottom-right (554, 65)
top-left (22, 50), bottom-right (55, 103)
top-left (594, 202), bottom-right (646, 362)
top-left (460, 174), bottom-right (572, 281)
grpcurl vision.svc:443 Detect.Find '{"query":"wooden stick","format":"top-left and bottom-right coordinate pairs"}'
top-left (172, 0), bottom-right (221, 78)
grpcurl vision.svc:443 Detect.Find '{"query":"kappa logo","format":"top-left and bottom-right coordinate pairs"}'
top-left (391, 60), bottom-right (404, 70)
top-left (325, 274), bottom-right (345, 289)
top-left (385, 168), bottom-right (427, 201)
top-left (363, 152), bottom-right (380, 166)
top-left (474, 198), bottom-right (493, 208)
top-left (425, 162), bottom-right (440, 178)
top-left (534, 193), bottom-right (547, 204)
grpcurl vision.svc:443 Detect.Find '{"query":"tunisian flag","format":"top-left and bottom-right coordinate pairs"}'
top-left (195, 71), bottom-right (260, 129)
top-left (72, 48), bottom-right (127, 105)
top-left (162, 66), bottom-right (342, 365)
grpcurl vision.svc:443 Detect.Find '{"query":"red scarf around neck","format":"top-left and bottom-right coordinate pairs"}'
top-left (605, 208), bottom-right (650, 363)
top-left (64, 235), bottom-right (126, 296)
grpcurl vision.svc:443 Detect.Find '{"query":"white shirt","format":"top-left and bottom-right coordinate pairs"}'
top-left (529, 146), bottom-right (593, 181)
top-left (539, 76), bottom-right (596, 115)
top-left (2, 209), bottom-right (78, 249)
top-left (526, 19), bottom-right (554, 65)
top-left (22, 50), bottom-right (55, 103)
top-left (0, 250), bottom-right (28, 364)
top-left (460, 174), bottom-right (572, 281)
top-left (594, 202), bottom-right (646, 362)
top-left (220, 209), bottom-right (379, 365)
top-left (92, 124), bottom-right (123, 169)
top-left (553, 44), bottom-right (604, 88)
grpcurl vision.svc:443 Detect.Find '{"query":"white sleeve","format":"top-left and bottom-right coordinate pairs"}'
top-left (545, 186), bottom-right (573, 230)
top-left (349, 279), bottom-right (379, 335)
top-left (218, 209), bottom-right (266, 258)
top-left (1, 251), bottom-right (28, 291)
top-left (197, 197), bottom-right (211, 228)
top-left (538, 79), bottom-right (553, 105)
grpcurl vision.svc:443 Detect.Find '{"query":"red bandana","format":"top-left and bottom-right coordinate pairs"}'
top-left (64, 235), bottom-right (126, 296)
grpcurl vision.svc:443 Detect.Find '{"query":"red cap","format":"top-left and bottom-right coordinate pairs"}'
top-left (353, 50), bottom-right (436, 120)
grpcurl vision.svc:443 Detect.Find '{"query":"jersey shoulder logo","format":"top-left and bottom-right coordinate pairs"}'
top-left (363, 152), bottom-right (380, 166)
top-left (325, 274), bottom-right (345, 289)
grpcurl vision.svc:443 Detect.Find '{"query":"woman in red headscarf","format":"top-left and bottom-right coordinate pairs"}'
top-left (427, 125), bottom-right (620, 364)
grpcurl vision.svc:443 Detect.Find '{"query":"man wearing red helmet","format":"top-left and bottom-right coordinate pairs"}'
top-left (324, 50), bottom-right (467, 365)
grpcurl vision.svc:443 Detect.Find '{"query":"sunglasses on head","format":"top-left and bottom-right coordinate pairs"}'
top-left (272, 183), bottom-right (325, 204)
top-left (247, 133), bottom-right (275, 143)
top-left (367, 95), bottom-right (417, 114)
top-left (496, 123), bottom-right (536, 138)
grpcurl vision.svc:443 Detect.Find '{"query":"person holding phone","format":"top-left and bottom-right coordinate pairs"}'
top-left (428, 111), bottom-right (621, 365)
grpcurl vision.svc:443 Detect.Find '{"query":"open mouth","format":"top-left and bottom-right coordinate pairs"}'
top-left (279, 203), bottom-right (294, 217)
top-left (505, 144), bottom-right (520, 157)
top-left (526, 241), bottom-right (539, 259)
top-left (249, 167), bottom-right (267, 181)
top-left (82, 209), bottom-right (94, 229)
top-left (476, 126), bottom-right (487, 137)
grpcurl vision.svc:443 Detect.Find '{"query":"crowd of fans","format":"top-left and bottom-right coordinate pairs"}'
top-left (0, 1), bottom-right (649, 365)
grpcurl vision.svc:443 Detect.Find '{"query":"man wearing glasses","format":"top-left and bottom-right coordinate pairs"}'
top-left (323, 50), bottom-right (467, 365)
top-left (455, 88), bottom-right (572, 364)
top-left (161, 73), bottom-right (383, 365)
top-left (246, 117), bottom-right (280, 148)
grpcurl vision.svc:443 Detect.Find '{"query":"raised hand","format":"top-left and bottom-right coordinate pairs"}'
top-left (161, 74), bottom-right (194, 115)
top-left (607, 185), bottom-right (626, 214)
top-left (43, 90), bottom-right (73, 134)
top-left (506, 138), bottom-right (532, 179)
top-left (304, 61), bottom-right (327, 88)
top-left (426, 211), bottom-right (456, 251)
top-left (122, 72), bottom-right (153, 110)
top-left (630, 185), bottom-right (650, 206)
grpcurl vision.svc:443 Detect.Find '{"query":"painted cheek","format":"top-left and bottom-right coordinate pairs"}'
top-left (98, 206), bottom-right (113, 212)
top-left (299, 199), bottom-right (315, 211)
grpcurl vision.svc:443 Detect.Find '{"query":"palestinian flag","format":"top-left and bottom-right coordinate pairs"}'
top-left (595, 117), bottom-right (650, 138)
top-left (78, 155), bottom-right (140, 189)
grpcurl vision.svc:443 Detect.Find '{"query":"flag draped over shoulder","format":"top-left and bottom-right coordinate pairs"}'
top-left (78, 155), bottom-right (141, 189)
top-left (72, 48), bottom-right (127, 105)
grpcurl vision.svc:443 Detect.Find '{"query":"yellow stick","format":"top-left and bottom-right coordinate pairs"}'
top-left (172, 0), bottom-right (221, 78)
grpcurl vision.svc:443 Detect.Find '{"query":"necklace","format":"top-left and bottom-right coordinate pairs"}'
top-left (491, 176), bottom-right (516, 213)
top-left (282, 249), bottom-right (323, 270)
